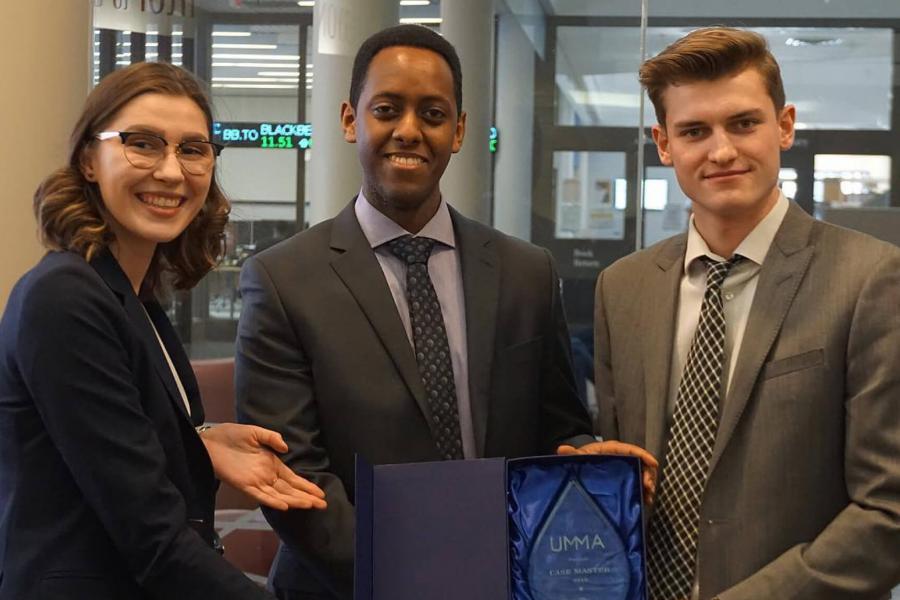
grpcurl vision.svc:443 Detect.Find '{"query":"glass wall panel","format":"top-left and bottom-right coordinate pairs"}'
top-left (553, 151), bottom-right (627, 240)
top-left (814, 154), bottom-right (891, 207)
top-left (641, 25), bottom-right (896, 248)
top-left (551, 23), bottom-right (897, 251)
top-left (642, 166), bottom-right (691, 247)
top-left (779, 167), bottom-right (799, 202)
top-left (185, 21), bottom-right (305, 358)
top-left (555, 27), bottom-right (643, 127)
top-left (559, 26), bottom-right (893, 130)
top-left (815, 154), bottom-right (900, 246)
top-left (525, 2), bottom-right (900, 346)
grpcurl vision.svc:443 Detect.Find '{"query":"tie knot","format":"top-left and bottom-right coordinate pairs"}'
top-left (387, 235), bottom-right (436, 265)
top-left (702, 254), bottom-right (742, 287)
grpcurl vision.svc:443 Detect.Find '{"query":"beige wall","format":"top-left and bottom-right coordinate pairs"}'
top-left (0, 1), bottom-right (92, 312)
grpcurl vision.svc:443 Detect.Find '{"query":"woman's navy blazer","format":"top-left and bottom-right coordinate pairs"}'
top-left (0, 250), bottom-right (270, 599)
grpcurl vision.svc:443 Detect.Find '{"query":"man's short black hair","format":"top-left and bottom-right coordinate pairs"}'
top-left (349, 24), bottom-right (463, 115)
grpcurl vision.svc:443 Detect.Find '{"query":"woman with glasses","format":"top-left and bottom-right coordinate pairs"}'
top-left (0, 62), bottom-right (324, 599)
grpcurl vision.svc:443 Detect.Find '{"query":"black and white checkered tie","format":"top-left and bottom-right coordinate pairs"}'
top-left (388, 235), bottom-right (464, 460)
top-left (647, 255), bottom-right (742, 600)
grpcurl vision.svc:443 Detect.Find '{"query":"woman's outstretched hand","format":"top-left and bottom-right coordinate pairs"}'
top-left (200, 423), bottom-right (327, 511)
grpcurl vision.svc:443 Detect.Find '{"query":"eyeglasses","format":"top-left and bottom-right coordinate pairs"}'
top-left (94, 131), bottom-right (224, 176)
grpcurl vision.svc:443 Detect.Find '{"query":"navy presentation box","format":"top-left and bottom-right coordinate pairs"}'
top-left (354, 454), bottom-right (646, 600)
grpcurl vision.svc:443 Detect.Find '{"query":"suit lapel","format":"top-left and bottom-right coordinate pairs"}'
top-left (328, 202), bottom-right (432, 427)
top-left (642, 236), bottom-right (686, 461)
top-left (90, 250), bottom-right (194, 424)
top-left (451, 207), bottom-right (499, 457)
top-left (708, 203), bottom-right (815, 475)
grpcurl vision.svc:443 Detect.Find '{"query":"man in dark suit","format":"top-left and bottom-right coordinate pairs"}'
top-left (595, 27), bottom-right (900, 599)
top-left (235, 24), bottom-right (654, 600)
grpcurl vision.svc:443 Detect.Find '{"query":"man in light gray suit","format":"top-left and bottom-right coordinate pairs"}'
top-left (235, 25), bottom-right (654, 600)
top-left (596, 27), bottom-right (900, 600)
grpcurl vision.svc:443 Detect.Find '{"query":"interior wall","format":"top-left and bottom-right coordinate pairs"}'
top-left (0, 1), bottom-right (92, 311)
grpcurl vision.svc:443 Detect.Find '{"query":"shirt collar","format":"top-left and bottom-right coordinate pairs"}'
top-left (354, 189), bottom-right (456, 249)
top-left (684, 190), bottom-right (789, 272)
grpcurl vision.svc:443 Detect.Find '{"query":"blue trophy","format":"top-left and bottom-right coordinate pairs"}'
top-left (528, 478), bottom-right (630, 600)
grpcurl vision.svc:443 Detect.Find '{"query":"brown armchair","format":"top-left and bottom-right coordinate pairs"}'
top-left (191, 357), bottom-right (279, 582)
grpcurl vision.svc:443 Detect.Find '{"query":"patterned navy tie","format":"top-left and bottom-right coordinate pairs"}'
top-left (647, 254), bottom-right (742, 600)
top-left (387, 235), bottom-right (464, 460)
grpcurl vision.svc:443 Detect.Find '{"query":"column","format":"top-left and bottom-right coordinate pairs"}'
top-left (493, 12), bottom-right (535, 240)
top-left (307, 0), bottom-right (398, 225)
top-left (440, 0), bottom-right (494, 223)
top-left (0, 1), bottom-right (91, 311)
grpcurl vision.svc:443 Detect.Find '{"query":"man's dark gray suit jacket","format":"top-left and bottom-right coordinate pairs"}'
top-left (596, 201), bottom-right (900, 599)
top-left (236, 201), bottom-right (594, 598)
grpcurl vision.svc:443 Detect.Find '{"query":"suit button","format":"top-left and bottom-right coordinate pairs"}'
top-left (707, 519), bottom-right (714, 525)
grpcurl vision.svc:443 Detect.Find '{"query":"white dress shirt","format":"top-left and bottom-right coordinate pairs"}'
top-left (354, 192), bottom-right (476, 459)
top-left (667, 192), bottom-right (789, 418)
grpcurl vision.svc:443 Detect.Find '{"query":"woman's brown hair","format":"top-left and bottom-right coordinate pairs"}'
top-left (640, 27), bottom-right (786, 127)
top-left (33, 61), bottom-right (229, 290)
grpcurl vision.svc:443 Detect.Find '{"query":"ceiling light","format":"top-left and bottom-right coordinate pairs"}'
top-left (213, 31), bottom-right (252, 37)
top-left (212, 43), bottom-right (278, 49)
top-left (213, 62), bottom-right (300, 68)
top-left (212, 53), bottom-right (300, 60)
top-left (258, 71), bottom-right (301, 76)
top-left (570, 90), bottom-right (640, 108)
top-left (399, 17), bottom-right (441, 24)
top-left (213, 77), bottom-right (300, 83)
top-left (297, 1), bottom-right (315, 6)
top-left (785, 37), bottom-right (843, 47)
top-left (400, 0), bottom-right (430, 4)
top-left (212, 83), bottom-right (299, 89)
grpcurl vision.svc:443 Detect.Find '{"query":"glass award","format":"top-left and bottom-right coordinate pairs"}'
top-left (527, 478), bottom-right (631, 600)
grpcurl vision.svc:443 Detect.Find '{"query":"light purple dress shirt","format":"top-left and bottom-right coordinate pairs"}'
top-left (354, 192), bottom-right (476, 459)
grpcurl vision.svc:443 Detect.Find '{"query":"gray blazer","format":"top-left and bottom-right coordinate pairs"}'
top-left (236, 201), bottom-right (593, 597)
top-left (595, 201), bottom-right (900, 600)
